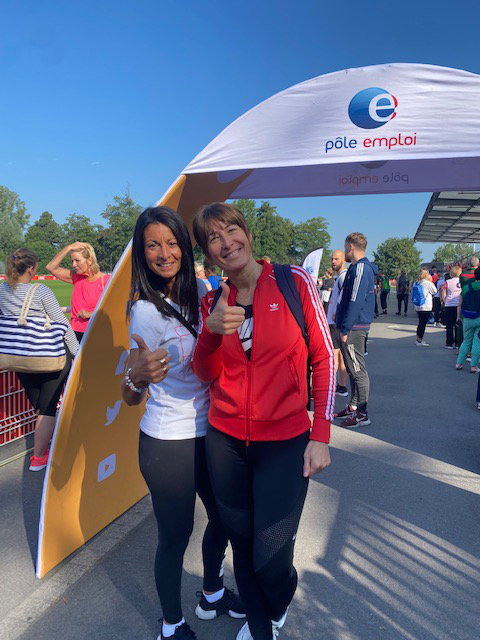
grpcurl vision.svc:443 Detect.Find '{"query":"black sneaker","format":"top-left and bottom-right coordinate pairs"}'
top-left (195, 588), bottom-right (246, 620)
top-left (335, 385), bottom-right (349, 397)
top-left (159, 620), bottom-right (196, 639)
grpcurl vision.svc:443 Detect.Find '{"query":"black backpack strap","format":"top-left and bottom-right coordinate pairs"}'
top-left (273, 264), bottom-right (309, 348)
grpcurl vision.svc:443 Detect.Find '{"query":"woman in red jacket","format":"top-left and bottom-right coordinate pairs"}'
top-left (192, 203), bottom-right (334, 640)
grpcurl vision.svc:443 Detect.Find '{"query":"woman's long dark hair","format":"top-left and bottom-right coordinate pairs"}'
top-left (127, 206), bottom-right (199, 325)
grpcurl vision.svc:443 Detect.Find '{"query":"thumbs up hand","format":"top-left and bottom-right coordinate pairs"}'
top-left (130, 333), bottom-right (170, 386)
top-left (206, 282), bottom-right (246, 336)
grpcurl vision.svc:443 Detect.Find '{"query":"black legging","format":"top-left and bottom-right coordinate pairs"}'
top-left (445, 306), bottom-right (458, 346)
top-left (380, 291), bottom-right (388, 311)
top-left (416, 310), bottom-right (430, 340)
top-left (17, 349), bottom-right (72, 416)
top-left (206, 427), bottom-right (309, 640)
top-left (139, 432), bottom-right (228, 624)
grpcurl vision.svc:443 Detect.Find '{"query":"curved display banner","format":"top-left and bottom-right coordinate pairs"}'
top-left (37, 62), bottom-right (480, 577)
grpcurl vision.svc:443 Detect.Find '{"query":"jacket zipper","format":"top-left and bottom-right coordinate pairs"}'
top-left (244, 286), bottom-right (257, 446)
top-left (245, 361), bottom-right (252, 446)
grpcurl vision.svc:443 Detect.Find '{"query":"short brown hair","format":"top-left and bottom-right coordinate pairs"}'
top-left (193, 203), bottom-right (251, 256)
top-left (345, 232), bottom-right (367, 251)
top-left (6, 248), bottom-right (38, 288)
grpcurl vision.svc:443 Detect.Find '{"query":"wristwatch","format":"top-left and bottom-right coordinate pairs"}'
top-left (124, 367), bottom-right (147, 393)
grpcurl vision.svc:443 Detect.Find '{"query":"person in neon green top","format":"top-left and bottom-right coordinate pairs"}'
top-left (456, 266), bottom-right (480, 372)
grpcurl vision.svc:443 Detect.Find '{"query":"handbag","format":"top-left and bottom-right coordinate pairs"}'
top-left (0, 284), bottom-right (67, 373)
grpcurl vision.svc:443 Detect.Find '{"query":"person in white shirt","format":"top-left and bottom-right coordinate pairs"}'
top-left (121, 207), bottom-right (244, 640)
top-left (413, 270), bottom-right (437, 346)
top-left (441, 266), bottom-right (462, 348)
top-left (327, 250), bottom-right (349, 396)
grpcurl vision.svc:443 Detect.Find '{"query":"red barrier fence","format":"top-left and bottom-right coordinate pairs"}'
top-left (0, 371), bottom-right (36, 446)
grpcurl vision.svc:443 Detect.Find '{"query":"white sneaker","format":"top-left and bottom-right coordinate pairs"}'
top-left (415, 340), bottom-right (429, 347)
top-left (272, 607), bottom-right (289, 630)
top-left (236, 622), bottom-right (253, 640)
top-left (236, 620), bottom-right (282, 640)
top-left (477, 402), bottom-right (480, 410)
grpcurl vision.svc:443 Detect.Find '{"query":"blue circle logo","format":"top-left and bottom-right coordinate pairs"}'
top-left (348, 87), bottom-right (398, 129)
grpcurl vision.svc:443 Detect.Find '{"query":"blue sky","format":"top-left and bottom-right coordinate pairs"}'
top-left (1, 0), bottom-right (479, 262)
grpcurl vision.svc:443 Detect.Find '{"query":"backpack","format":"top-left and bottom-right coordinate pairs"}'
top-left (210, 264), bottom-right (312, 408)
top-left (411, 282), bottom-right (426, 307)
top-left (461, 283), bottom-right (480, 319)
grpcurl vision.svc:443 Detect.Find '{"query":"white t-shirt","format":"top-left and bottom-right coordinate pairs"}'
top-left (444, 277), bottom-right (461, 307)
top-left (414, 280), bottom-right (437, 311)
top-left (128, 279), bottom-right (209, 440)
top-left (327, 269), bottom-right (347, 325)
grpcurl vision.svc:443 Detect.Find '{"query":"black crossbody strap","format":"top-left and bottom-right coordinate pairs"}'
top-left (161, 298), bottom-right (197, 339)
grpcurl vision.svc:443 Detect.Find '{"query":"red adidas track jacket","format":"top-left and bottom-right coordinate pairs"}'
top-left (192, 262), bottom-right (335, 443)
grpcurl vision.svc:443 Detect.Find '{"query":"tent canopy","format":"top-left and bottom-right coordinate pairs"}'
top-left (414, 191), bottom-right (480, 243)
top-left (183, 63), bottom-right (480, 200)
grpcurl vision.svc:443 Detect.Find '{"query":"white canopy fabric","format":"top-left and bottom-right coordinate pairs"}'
top-left (184, 63), bottom-right (480, 198)
top-left (415, 191), bottom-right (480, 243)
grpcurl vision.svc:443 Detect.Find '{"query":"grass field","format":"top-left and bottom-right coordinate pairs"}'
top-left (40, 280), bottom-right (73, 307)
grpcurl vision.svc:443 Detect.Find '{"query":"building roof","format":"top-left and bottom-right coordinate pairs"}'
top-left (414, 191), bottom-right (480, 243)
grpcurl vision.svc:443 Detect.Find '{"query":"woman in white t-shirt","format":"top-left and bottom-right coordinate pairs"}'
top-left (413, 270), bottom-right (437, 346)
top-left (441, 265), bottom-right (462, 348)
top-left (121, 207), bottom-right (244, 640)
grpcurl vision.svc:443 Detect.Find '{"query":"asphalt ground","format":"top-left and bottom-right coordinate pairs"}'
top-left (1, 300), bottom-right (479, 640)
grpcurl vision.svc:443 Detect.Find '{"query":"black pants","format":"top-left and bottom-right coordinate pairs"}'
top-left (139, 432), bottom-right (228, 624)
top-left (374, 295), bottom-right (379, 315)
top-left (75, 331), bottom-right (84, 343)
top-left (338, 329), bottom-right (370, 413)
top-left (206, 428), bottom-right (309, 640)
top-left (17, 349), bottom-right (71, 416)
top-left (416, 310), bottom-right (430, 340)
top-left (397, 294), bottom-right (408, 313)
top-left (445, 306), bottom-right (458, 346)
top-left (380, 291), bottom-right (388, 311)
top-left (433, 297), bottom-right (444, 324)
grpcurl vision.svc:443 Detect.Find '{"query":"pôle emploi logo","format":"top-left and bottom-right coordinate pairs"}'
top-left (325, 87), bottom-right (417, 154)
top-left (348, 87), bottom-right (397, 129)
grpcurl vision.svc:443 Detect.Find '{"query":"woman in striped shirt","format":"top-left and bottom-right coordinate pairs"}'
top-left (0, 248), bottom-right (79, 471)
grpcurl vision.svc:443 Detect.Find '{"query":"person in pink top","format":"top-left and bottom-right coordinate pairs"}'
top-left (46, 242), bottom-right (110, 342)
top-left (441, 265), bottom-right (462, 349)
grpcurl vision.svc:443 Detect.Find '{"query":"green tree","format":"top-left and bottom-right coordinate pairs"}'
top-left (432, 242), bottom-right (474, 264)
top-left (0, 214), bottom-right (23, 262)
top-left (62, 213), bottom-right (102, 248)
top-left (25, 211), bottom-right (65, 248)
top-left (290, 216), bottom-right (331, 268)
top-left (373, 237), bottom-right (421, 279)
top-left (0, 185), bottom-right (30, 232)
top-left (232, 199), bottom-right (257, 236)
top-left (27, 240), bottom-right (56, 273)
top-left (24, 211), bottom-right (66, 272)
top-left (97, 191), bottom-right (143, 270)
top-left (0, 186), bottom-right (29, 261)
top-left (252, 202), bottom-right (293, 262)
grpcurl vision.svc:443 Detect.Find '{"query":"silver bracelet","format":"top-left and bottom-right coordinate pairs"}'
top-left (124, 367), bottom-right (147, 394)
